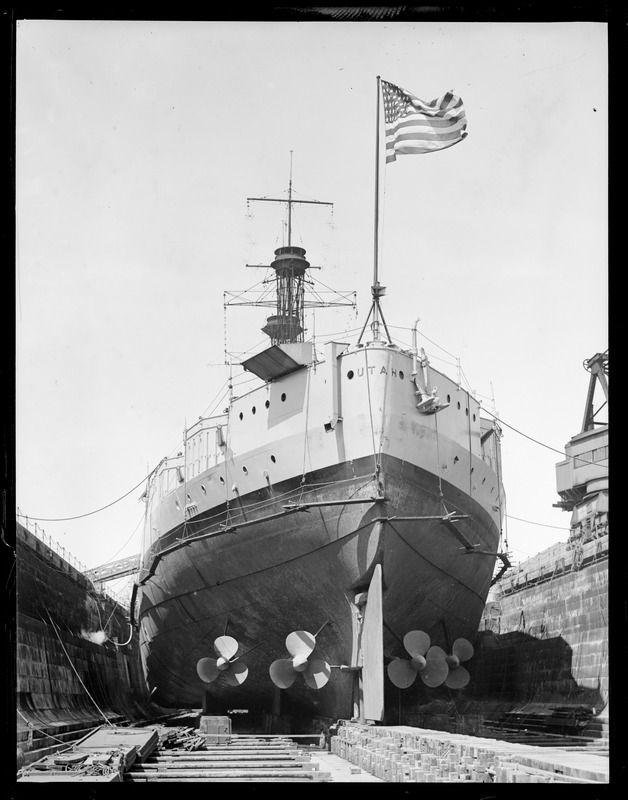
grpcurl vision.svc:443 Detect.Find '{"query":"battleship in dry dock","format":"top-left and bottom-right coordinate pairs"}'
top-left (133, 165), bottom-right (506, 724)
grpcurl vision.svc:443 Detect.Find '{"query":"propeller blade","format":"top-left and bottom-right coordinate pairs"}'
top-left (269, 658), bottom-right (298, 689)
top-left (420, 646), bottom-right (448, 687)
top-left (302, 658), bottom-right (331, 690)
top-left (223, 661), bottom-right (249, 687)
top-left (403, 630), bottom-right (431, 658)
top-left (444, 664), bottom-right (470, 689)
top-left (285, 630), bottom-right (316, 658)
top-left (196, 657), bottom-right (220, 683)
top-left (214, 635), bottom-right (239, 660)
top-left (452, 637), bottom-right (474, 663)
top-left (387, 658), bottom-right (418, 689)
top-left (426, 645), bottom-right (447, 660)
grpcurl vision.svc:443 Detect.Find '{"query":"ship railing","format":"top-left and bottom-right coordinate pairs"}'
top-left (15, 509), bottom-right (129, 608)
top-left (185, 415), bottom-right (228, 480)
top-left (151, 416), bottom-right (228, 495)
top-left (151, 454), bottom-right (188, 503)
top-left (185, 413), bottom-right (228, 440)
top-left (156, 454), bottom-right (184, 471)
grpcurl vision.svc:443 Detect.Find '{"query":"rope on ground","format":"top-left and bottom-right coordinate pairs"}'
top-left (17, 708), bottom-right (77, 747)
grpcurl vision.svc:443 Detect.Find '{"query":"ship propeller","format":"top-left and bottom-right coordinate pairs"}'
top-left (387, 630), bottom-right (449, 689)
top-left (269, 630), bottom-right (331, 690)
top-left (443, 638), bottom-right (474, 689)
top-left (196, 635), bottom-right (249, 686)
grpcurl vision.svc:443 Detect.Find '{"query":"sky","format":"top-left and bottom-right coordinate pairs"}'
top-left (15, 16), bottom-right (608, 601)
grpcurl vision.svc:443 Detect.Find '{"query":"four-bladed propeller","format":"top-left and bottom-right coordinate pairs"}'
top-left (387, 630), bottom-right (474, 690)
top-left (269, 630), bottom-right (331, 690)
top-left (387, 630), bottom-right (447, 688)
top-left (196, 635), bottom-right (249, 686)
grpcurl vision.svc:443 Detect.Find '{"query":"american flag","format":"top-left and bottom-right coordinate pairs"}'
top-left (381, 80), bottom-right (468, 163)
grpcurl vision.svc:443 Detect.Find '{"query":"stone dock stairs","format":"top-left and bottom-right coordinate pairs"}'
top-left (124, 735), bottom-right (332, 782)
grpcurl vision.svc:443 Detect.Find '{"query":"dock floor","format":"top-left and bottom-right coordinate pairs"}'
top-left (16, 719), bottom-right (609, 784)
top-left (307, 748), bottom-right (386, 782)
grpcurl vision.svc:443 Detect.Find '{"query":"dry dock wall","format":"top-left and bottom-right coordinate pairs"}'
top-left (384, 536), bottom-right (609, 734)
top-left (478, 539), bottom-right (608, 713)
top-left (15, 523), bottom-right (164, 763)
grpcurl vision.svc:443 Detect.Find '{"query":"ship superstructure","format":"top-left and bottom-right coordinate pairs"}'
top-left (134, 168), bottom-right (505, 723)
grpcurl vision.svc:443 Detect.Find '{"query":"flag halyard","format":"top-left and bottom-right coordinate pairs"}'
top-left (381, 80), bottom-right (468, 163)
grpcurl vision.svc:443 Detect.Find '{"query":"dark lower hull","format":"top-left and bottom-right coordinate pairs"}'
top-left (137, 454), bottom-right (500, 719)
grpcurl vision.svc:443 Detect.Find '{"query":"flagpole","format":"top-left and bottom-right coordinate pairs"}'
top-left (372, 75), bottom-right (381, 341)
top-left (359, 75), bottom-right (390, 345)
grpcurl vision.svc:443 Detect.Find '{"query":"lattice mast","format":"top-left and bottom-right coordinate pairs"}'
top-left (247, 154), bottom-right (333, 345)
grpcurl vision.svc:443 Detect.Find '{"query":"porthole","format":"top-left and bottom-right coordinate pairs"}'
top-left (252, 406), bottom-right (256, 415)
top-left (457, 401), bottom-right (461, 410)
top-left (175, 499), bottom-right (181, 510)
top-left (201, 485), bottom-right (207, 494)
top-left (265, 400), bottom-right (270, 408)
top-left (239, 412), bottom-right (244, 420)
top-left (270, 455), bottom-right (276, 463)
top-left (399, 370), bottom-right (404, 380)
top-left (242, 466), bottom-right (248, 475)
top-left (465, 407), bottom-right (469, 416)
top-left (447, 394), bottom-right (451, 403)
top-left (347, 370), bottom-right (354, 379)
top-left (482, 477), bottom-right (486, 485)
top-left (281, 393), bottom-right (286, 402)
top-left (219, 476), bottom-right (225, 484)
top-left (453, 456), bottom-right (459, 464)
top-left (473, 413), bottom-right (476, 421)
top-left (187, 493), bottom-right (191, 502)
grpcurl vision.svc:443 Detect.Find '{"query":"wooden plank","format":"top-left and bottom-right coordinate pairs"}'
top-left (127, 768), bottom-right (321, 778)
top-left (133, 760), bottom-right (314, 770)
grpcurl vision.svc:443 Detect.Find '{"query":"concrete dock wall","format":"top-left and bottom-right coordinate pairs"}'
top-left (15, 523), bottom-right (164, 764)
top-left (479, 546), bottom-right (608, 712)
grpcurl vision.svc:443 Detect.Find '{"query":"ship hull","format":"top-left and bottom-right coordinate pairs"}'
top-left (137, 452), bottom-right (500, 719)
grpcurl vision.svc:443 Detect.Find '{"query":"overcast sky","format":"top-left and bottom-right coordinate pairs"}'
top-left (15, 18), bottom-right (608, 596)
